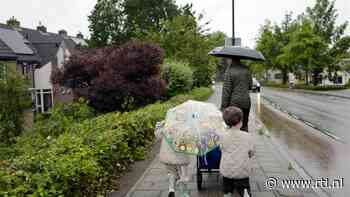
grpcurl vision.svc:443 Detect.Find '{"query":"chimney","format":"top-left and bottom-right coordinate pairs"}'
top-left (58, 29), bottom-right (68, 37)
top-left (37, 24), bottom-right (47, 33)
top-left (76, 32), bottom-right (84, 39)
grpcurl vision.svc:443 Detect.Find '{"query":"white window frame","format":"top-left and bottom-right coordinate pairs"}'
top-left (35, 89), bottom-right (54, 113)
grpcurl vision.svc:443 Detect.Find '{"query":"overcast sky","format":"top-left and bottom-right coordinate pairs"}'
top-left (0, 0), bottom-right (349, 48)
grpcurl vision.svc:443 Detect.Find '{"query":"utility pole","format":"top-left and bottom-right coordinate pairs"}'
top-left (232, 0), bottom-right (235, 46)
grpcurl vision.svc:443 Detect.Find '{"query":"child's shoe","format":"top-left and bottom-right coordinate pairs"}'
top-left (168, 191), bottom-right (175, 197)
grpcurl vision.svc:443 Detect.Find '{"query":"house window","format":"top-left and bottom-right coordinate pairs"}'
top-left (35, 89), bottom-right (53, 113)
top-left (0, 63), bottom-right (6, 80)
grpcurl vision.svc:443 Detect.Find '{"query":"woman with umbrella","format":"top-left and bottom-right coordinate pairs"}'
top-left (209, 46), bottom-right (265, 132)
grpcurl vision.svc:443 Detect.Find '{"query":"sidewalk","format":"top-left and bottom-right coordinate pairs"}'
top-left (125, 85), bottom-right (321, 197)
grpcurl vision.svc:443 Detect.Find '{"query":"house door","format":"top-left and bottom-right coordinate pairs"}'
top-left (36, 89), bottom-right (53, 113)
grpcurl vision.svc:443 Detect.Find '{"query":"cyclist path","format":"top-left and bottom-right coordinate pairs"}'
top-left (124, 84), bottom-right (321, 197)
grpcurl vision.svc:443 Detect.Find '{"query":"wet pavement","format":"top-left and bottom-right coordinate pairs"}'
top-left (321, 89), bottom-right (350, 99)
top-left (258, 88), bottom-right (350, 196)
top-left (261, 87), bottom-right (350, 142)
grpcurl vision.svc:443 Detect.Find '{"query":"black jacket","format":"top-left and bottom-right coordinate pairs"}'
top-left (221, 64), bottom-right (252, 110)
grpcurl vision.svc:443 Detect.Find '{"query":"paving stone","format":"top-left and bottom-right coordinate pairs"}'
top-left (147, 168), bottom-right (166, 175)
top-left (250, 181), bottom-right (259, 192)
top-left (251, 191), bottom-right (276, 197)
top-left (131, 190), bottom-right (161, 197)
top-left (302, 193), bottom-right (320, 197)
top-left (274, 190), bottom-right (304, 197)
top-left (136, 179), bottom-right (169, 190)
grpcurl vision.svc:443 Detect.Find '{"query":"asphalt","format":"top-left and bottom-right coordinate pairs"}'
top-left (261, 87), bottom-right (350, 142)
top-left (260, 87), bottom-right (350, 196)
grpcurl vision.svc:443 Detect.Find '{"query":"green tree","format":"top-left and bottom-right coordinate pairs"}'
top-left (88, 0), bottom-right (180, 47)
top-left (278, 20), bottom-right (328, 85)
top-left (307, 0), bottom-right (350, 81)
top-left (6, 16), bottom-right (20, 28)
top-left (124, 0), bottom-right (179, 38)
top-left (88, 0), bottom-right (127, 47)
top-left (256, 14), bottom-right (297, 84)
top-left (256, 21), bottom-right (279, 74)
top-left (142, 13), bottom-right (223, 87)
top-left (0, 66), bottom-right (29, 144)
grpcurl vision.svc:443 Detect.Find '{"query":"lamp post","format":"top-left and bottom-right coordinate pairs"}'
top-left (232, 0), bottom-right (235, 46)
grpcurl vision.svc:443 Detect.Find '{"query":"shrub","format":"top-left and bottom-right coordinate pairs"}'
top-left (0, 87), bottom-right (213, 196)
top-left (52, 41), bottom-right (166, 113)
top-left (0, 68), bottom-right (30, 144)
top-left (162, 59), bottom-right (193, 97)
top-left (34, 98), bottom-right (95, 137)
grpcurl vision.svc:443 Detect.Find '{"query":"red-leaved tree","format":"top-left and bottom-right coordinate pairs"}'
top-left (52, 41), bottom-right (166, 112)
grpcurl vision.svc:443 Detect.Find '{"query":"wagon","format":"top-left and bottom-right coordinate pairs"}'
top-left (196, 146), bottom-right (222, 190)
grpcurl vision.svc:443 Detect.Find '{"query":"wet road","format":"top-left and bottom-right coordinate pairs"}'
top-left (261, 87), bottom-right (350, 142)
top-left (257, 88), bottom-right (350, 196)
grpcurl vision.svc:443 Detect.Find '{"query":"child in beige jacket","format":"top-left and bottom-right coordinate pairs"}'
top-left (220, 106), bottom-right (255, 197)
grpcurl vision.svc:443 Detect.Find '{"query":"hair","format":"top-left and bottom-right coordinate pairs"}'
top-left (223, 106), bottom-right (243, 127)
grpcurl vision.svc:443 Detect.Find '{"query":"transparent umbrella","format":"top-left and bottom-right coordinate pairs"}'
top-left (159, 100), bottom-right (225, 156)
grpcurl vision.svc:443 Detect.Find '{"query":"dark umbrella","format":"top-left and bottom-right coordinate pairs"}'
top-left (209, 46), bottom-right (265, 61)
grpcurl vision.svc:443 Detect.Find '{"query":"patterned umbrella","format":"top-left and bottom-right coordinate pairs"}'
top-left (159, 100), bottom-right (225, 156)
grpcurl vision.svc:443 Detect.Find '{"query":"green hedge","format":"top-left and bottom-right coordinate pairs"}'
top-left (0, 87), bottom-right (213, 196)
top-left (162, 59), bottom-right (193, 97)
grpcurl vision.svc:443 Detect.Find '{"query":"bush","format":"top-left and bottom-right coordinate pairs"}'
top-left (34, 98), bottom-right (95, 137)
top-left (52, 41), bottom-right (166, 113)
top-left (0, 68), bottom-right (30, 144)
top-left (0, 87), bottom-right (213, 196)
top-left (162, 59), bottom-right (193, 97)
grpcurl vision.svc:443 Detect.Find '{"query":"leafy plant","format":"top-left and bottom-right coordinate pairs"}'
top-left (0, 87), bottom-right (213, 196)
top-left (88, 0), bottom-right (180, 47)
top-left (162, 59), bottom-right (193, 97)
top-left (0, 66), bottom-right (30, 144)
top-left (52, 41), bottom-right (166, 113)
top-left (34, 98), bottom-right (95, 137)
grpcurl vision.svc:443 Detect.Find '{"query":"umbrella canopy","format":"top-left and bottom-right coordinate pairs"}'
top-left (209, 46), bottom-right (265, 61)
top-left (159, 100), bottom-right (225, 156)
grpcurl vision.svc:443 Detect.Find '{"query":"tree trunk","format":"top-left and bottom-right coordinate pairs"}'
top-left (305, 71), bottom-right (309, 85)
top-left (282, 68), bottom-right (288, 85)
top-left (312, 68), bottom-right (322, 86)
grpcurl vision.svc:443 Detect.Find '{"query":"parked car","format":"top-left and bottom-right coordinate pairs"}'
top-left (252, 78), bottom-right (261, 92)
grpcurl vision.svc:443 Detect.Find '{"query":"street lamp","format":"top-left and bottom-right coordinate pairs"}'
top-left (232, 0), bottom-right (235, 46)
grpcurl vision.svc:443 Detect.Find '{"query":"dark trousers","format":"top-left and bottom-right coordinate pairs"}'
top-left (240, 107), bottom-right (250, 132)
top-left (223, 177), bottom-right (251, 196)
